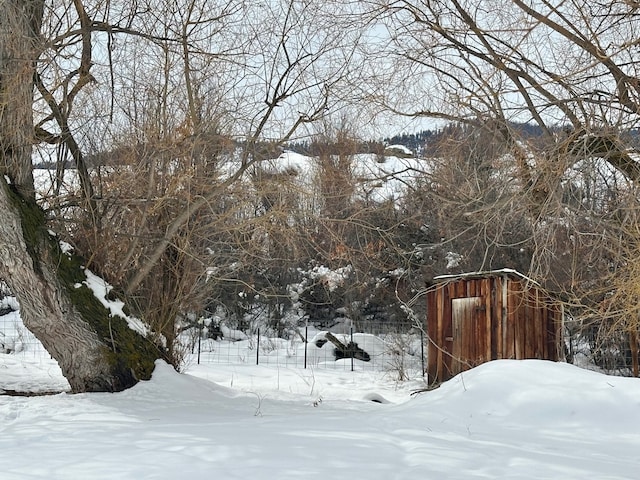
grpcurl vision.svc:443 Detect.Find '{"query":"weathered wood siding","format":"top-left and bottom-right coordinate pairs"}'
top-left (426, 273), bottom-right (563, 385)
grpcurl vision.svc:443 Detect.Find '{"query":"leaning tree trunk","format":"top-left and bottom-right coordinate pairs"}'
top-left (0, 183), bottom-right (162, 392)
top-left (0, 0), bottom-right (161, 392)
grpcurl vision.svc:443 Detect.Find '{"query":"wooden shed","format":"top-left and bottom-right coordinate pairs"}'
top-left (426, 269), bottom-right (564, 385)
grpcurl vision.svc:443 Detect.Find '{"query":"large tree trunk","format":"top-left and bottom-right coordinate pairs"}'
top-left (0, 0), bottom-right (161, 392)
top-left (0, 182), bottom-right (162, 392)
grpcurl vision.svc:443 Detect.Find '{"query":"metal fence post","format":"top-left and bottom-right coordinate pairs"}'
top-left (350, 326), bottom-right (354, 372)
top-left (304, 325), bottom-right (308, 369)
top-left (197, 321), bottom-right (202, 365)
top-left (256, 328), bottom-right (260, 365)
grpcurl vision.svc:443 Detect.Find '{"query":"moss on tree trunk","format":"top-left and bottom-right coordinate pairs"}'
top-left (0, 0), bottom-right (164, 392)
top-left (1, 182), bottom-right (163, 392)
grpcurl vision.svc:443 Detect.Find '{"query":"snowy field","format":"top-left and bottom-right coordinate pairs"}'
top-left (1, 342), bottom-right (640, 478)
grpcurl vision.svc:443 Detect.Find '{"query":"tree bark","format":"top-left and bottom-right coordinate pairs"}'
top-left (0, 183), bottom-right (114, 391)
top-left (0, 183), bottom-right (160, 392)
top-left (0, 0), bottom-right (161, 392)
top-left (0, 0), bottom-right (42, 195)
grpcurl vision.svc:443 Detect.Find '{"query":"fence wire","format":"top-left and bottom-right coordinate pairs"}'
top-left (1, 306), bottom-right (426, 382)
top-left (0, 310), bottom-right (43, 357)
top-left (183, 323), bottom-right (426, 377)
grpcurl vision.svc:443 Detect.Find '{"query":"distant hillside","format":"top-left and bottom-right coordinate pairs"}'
top-left (285, 122), bottom-right (552, 158)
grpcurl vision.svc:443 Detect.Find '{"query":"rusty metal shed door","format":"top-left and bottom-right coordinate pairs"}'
top-left (451, 296), bottom-right (484, 376)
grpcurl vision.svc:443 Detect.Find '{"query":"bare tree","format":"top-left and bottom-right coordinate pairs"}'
top-left (109, 0), bottom-right (362, 298)
top-left (364, 0), bottom-right (640, 373)
top-left (0, 0), bottom-right (370, 387)
top-left (0, 0), bottom-right (163, 392)
top-left (369, 0), bottom-right (640, 179)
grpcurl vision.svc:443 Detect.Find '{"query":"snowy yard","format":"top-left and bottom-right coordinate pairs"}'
top-left (1, 341), bottom-right (640, 479)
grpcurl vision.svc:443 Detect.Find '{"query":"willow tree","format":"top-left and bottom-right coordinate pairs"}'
top-left (0, 0), bottom-right (162, 392)
top-left (1, 0), bottom-right (367, 390)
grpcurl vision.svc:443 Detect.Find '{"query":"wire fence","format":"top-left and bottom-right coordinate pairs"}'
top-left (182, 322), bottom-right (426, 377)
top-left (3, 304), bottom-right (637, 385)
top-left (0, 309), bottom-right (45, 357)
top-left (1, 306), bottom-right (426, 381)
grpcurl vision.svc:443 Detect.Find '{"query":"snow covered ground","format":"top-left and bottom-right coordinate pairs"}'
top-left (1, 272), bottom-right (638, 478)
top-left (1, 347), bottom-right (640, 479)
